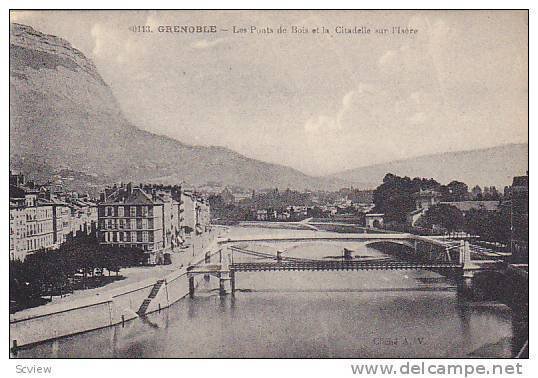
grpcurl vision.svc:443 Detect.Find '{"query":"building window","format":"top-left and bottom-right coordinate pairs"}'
top-left (130, 206), bottom-right (137, 217)
top-left (118, 206), bottom-right (124, 217)
top-left (137, 231), bottom-right (143, 242)
top-left (142, 206), bottom-right (148, 216)
top-left (142, 231), bottom-right (148, 242)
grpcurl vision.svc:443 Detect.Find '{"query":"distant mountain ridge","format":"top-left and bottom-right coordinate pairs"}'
top-left (9, 22), bottom-right (347, 192)
top-left (328, 143), bottom-right (528, 189)
top-left (9, 23), bottom-right (527, 193)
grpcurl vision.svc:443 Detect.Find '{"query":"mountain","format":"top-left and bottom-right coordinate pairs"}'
top-left (9, 22), bottom-right (347, 192)
top-left (329, 144), bottom-right (528, 189)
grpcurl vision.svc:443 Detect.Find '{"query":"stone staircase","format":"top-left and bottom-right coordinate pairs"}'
top-left (137, 279), bottom-right (165, 316)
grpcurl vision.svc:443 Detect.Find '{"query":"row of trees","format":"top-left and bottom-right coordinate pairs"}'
top-left (10, 235), bottom-right (146, 311)
top-left (416, 204), bottom-right (511, 244)
top-left (373, 173), bottom-right (505, 223)
top-left (372, 173), bottom-right (515, 244)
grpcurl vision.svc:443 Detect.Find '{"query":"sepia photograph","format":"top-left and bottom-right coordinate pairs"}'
top-left (7, 8), bottom-right (529, 363)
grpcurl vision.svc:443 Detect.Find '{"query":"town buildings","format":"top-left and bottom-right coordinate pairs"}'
top-left (413, 189), bottom-right (441, 210)
top-left (9, 184), bottom-right (55, 261)
top-left (406, 189), bottom-right (441, 227)
top-left (9, 198), bottom-right (28, 260)
top-left (439, 200), bottom-right (499, 214)
top-left (10, 171), bottom-right (214, 265)
top-left (97, 184), bottom-right (210, 264)
top-left (9, 172), bottom-right (98, 261)
top-left (181, 190), bottom-right (211, 237)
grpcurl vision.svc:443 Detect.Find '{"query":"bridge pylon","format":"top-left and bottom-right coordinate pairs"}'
top-left (457, 240), bottom-right (476, 298)
top-left (458, 240), bottom-right (472, 266)
top-left (458, 240), bottom-right (472, 270)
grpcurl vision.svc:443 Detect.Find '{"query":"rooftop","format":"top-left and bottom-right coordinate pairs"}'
top-left (440, 201), bottom-right (499, 212)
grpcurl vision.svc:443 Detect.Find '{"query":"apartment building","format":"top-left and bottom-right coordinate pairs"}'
top-left (9, 185), bottom-right (55, 260)
top-left (98, 184), bottom-right (172, 264)
top-left (181, 190), bottom-right (211, 236)
top-left (9, 198), bottom-right (27, 261)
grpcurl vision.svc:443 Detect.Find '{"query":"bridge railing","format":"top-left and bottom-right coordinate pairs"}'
top-left (229, 260), bottom-right (463, 273)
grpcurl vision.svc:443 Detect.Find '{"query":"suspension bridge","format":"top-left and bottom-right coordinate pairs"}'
top-left (185, 233), bottom-right (505, 296)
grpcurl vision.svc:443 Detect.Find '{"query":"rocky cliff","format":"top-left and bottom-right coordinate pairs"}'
top-left (10, 22), bottom-right (344, 192)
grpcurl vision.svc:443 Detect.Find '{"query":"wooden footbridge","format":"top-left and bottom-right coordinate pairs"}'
top-left (186, 233), bottom-right (504, 296)
top-left (229, 260), bottom-right (463, 272)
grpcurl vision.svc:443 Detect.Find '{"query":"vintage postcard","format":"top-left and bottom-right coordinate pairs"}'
top-left (8, 9), bottom-right (528, 364)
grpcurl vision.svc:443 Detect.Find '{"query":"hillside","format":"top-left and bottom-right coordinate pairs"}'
top-left (9, 22), bottom-right (345, 192)
top-left (329, 144), bottom-right (528, 189)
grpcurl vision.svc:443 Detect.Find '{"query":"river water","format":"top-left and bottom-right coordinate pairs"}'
top-left (16, 226), bottom-right (520, 358)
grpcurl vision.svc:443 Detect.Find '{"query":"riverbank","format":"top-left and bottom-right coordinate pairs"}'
top-left (10, 227), bottom-right (227, 351)
top-left (12, 224), bottom-right (526, 358)
top-left (15, 225), bottom-right (518, 358)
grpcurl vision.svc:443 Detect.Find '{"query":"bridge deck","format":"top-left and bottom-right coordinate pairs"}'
top-left (220, 234), bottom-right (451, 248)
top-left (230, 261), bottom-right (462, 272)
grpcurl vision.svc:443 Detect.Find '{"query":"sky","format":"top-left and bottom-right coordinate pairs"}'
top-left (10, 10), bottom-right (528, 176)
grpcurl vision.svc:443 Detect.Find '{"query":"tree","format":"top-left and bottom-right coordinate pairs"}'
top-left (10, 234), bottom-right (149, 310)
top-left (307, 206), bottom-right (324, 218)
top-left (446, 181), bottom-right (469, 201)
top-left (463, 208), bottom-right (510, 243)
top-left (373, 173), bottom-right (440, 223)
top-left (416, 204), bottom-right (464, 233)
top-left (471, 185), bottom-right (483, 200)
top-left (483, 186), bottom-right (500, 200)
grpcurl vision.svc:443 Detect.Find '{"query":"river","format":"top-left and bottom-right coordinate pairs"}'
top-left (16, 226), bottom-right (521, 358)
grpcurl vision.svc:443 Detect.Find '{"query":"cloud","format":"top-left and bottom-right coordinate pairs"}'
top-left (304, 89), bottom-right (357, 135)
